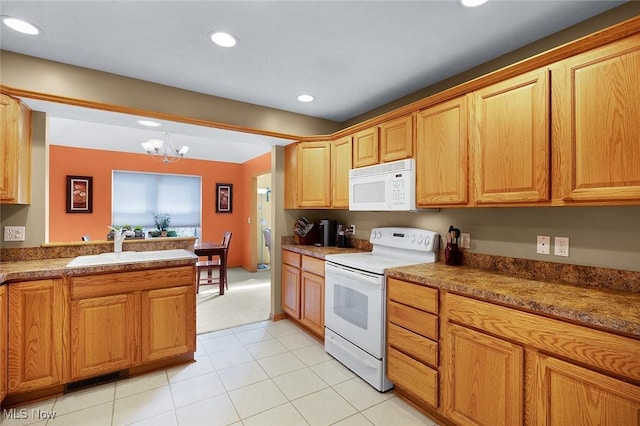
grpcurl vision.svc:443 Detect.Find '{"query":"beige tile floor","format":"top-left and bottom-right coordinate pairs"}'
top-left (3, 320), bottom-right (438, 426)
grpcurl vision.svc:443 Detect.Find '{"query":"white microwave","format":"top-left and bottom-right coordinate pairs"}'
top-left (349, 158), bottom-right (416, 211)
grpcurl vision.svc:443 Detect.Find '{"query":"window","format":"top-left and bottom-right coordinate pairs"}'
top-left (112, 171), bottom-right (201, 235)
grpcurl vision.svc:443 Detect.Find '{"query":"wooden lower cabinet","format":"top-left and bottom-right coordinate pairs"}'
top-left (442, 323), bottom-right (524, 426)
top-left (299, 270), bottom-right (324, 336)
top-left (70, 267), bottom-right (195, 380)
top-left (7, 279), bottom-right (68, 393)
top-left (141, 286), bottom-right (195, 362)
top-left (281, 250), bottom-right (324, 338)
top-left (0, 285), bottom-right (7, 402)
top-left (441, 292), bottom-right (640, 426)
top-left (386, 278), bottom-right (440, 409)
top-left (71, 293), bottom-right (137, 380)
top-left (281, 250), bottom-right (301, 318)
top-left (528, 353), bottom-right (640, 425)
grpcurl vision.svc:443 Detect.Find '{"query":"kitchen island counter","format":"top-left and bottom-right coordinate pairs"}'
top-left (387, 262), bottom-right (640, 338)
top-left (0, 254), bottom-right (196, 284)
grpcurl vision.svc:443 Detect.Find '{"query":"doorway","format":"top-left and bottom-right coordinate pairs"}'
top-left (256, 173), bottom-right (272, 270)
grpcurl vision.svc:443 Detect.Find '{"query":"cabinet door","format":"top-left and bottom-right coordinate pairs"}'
top-left (552, 34), bottom-right (640, 204)
top-left (297, 141), bottom-right (331, 207)
top-left (0, 285), bottom-right (7, 401)
top-left (8, 279), bottom-right (68, 392)
top-left (380, 114), bottom-right (413, 163)
top-left (0, 94), bottom-right (32, 204)
top-left (281, 263), bottom-right (301, 319)
top-left (71, 293), bottom-right (137, 380)
top-left (300, 271), bottom-right (324, 337)
top-left (443, 323), bottom-right (524, 426)
top-left (141, 286), bottom-right (195, 362)
top-left (416, 96), bottom-right (469, 206)
top-left (470, 68), bottom-right (549, 204)
top-left (331, 136), bottom-right (352, 208)
top-left (353, 127), bottom-right (379, 168)
top-left (529, 353), bottom-right (640, 426)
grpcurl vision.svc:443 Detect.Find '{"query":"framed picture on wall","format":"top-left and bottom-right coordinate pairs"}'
top-left (66, 175), bottom-right (93, 213)
top-left (216, 183), bottom-right (233, 213)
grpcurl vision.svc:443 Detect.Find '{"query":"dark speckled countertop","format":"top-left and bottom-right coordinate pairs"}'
top-left (0, 256), bottom-right (196, 283)
top-left (387, 263), bottom-right (640, 338)
top-left (281, 244), bottom-right (367, 259)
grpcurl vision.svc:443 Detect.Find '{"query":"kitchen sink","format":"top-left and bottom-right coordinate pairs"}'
top-left (65, 249), bottom-right (197, 268)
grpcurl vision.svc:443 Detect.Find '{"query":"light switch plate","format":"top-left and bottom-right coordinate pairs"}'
top-left (536, 235), bottom-right (550, 255)
top-left (4, 226), bottom-right (26, 241)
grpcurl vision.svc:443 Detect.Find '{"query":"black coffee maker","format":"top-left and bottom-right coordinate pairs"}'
top-left (317, 219), bottom-right (337, 246)
top-left (336, 224), bottom-right (348, 248)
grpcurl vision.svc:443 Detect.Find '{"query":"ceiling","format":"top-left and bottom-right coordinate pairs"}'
top-left (0, 0), bottom-right (627, 163)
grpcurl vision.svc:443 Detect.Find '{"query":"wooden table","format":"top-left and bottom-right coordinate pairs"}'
top-left (194, 242), bottom-right (228, 295)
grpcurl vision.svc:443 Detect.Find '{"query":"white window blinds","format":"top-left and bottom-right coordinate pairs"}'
top-left (112, 171), bottom-right (201, 228)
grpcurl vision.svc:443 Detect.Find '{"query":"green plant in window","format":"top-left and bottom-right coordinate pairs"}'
top-left (153, 213), bottom-right (171, 231)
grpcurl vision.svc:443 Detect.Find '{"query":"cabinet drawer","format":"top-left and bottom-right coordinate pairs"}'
top-left (302, 255), bottom-right (324, 277)
top-left (71, 266), bottom-right (194, 299)
top-left (388, 347), bottom-right (438, 407)
top-left (388, 278), bottom-right (438, 313)
top-left (388, 300), bottom-right (438, 340)
top-left (388, 323), bottom-right (438, 367)
top-left (282, 250), bottom-right (301, 267)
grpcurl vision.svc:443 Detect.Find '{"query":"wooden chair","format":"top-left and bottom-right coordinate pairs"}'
top-left (196, 231), bottom-right (232, 294)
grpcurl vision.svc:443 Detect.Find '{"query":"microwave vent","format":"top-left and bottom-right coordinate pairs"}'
top-left (349, 158), bottom-right (414, 178)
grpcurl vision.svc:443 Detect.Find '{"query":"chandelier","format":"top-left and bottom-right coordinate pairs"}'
top-left (141, 132), bottom-right (189, 164)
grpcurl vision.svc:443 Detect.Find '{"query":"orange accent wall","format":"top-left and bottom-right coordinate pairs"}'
top-left (49, 146), bottom-right (270, 267)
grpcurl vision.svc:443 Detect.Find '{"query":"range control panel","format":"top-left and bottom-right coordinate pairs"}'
top-left (369, 227), bottom-right (439, 252)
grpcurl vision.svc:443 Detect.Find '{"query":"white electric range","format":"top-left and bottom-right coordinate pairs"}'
top-left (324, 227), bottom-right (439, 391)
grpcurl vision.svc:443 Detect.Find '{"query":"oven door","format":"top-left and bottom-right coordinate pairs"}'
top-left (324, 262), bottom-right (385, 358)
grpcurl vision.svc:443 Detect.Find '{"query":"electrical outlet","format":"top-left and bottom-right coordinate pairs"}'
top-left (536, 235), bottom-right (550, 255)
top-left (347, 225), bottom-right (355, 235)
top-left (460, 232), bottom-right (471, 249)
top-left (4, 226), bottom-right (26, 241)
top-left (554, 236), bottom-right (570, 257)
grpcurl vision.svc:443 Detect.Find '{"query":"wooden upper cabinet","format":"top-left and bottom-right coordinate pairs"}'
top-left (297, 141), bottom-right (331, 208)
top-left (0, 94), bottom-right (32, 205)
top-left (284, 143), bottom-right (298, 209)
top-left (470, 68), bottom-right (550, 205)
top-left (552, 34), bottom-right (640, 204)
top-left (416, 96), bottom-right (468, 207)
top-left (380, 114), bottom-right (413, 163)
top-left (331, 136), bottom-right (352, 208)
top-left (353, 126), bottom-right (379, 168)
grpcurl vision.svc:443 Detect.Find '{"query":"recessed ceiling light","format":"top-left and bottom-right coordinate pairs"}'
top-left (136, 119), bottom-right (161, 127)
top-left (297, 94), bottom-right (314, 103)
top-left (460, 0), bottom-right (489, 7)
top-left (2, 16), bottom-right (40, 35)
top-left (210, 32), bottom-right (237, 48)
